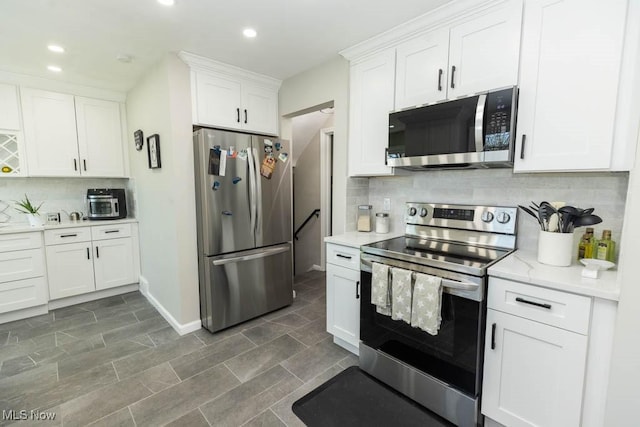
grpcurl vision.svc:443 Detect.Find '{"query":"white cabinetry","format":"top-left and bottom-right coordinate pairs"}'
top-left (21, 88), bottom-right (126, 177)
top-left (326, 243), bottom-right (361, 355)
top-left (0, 83), bottom-right (25, 176)
top-left (181, 52), bottom-right (280, 136)
top-left (482, 277), bottom-right (591, 427)
top-left (0, 232), bottom-right (47, 314)
top-left (395, 1), bottom-right (522, 109)
top-left (514, 0), bottom-right (628, 172)
top-left (45, 223), bottom-right (137, 300)
top-left (348, 50), bottom-right (396, 177)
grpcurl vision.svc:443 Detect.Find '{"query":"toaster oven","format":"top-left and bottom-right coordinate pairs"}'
top-left (87, 188), bottom-right (127, 220)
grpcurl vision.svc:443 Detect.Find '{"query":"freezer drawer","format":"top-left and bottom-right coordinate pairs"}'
top-left (200, 242), bottom-right (293, 332)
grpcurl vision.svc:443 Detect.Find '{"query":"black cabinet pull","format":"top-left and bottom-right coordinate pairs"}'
top-left (83, 159), bottom-right (87, 171)
top-left (356, 281), bottom-right (360, 299)
top-left (96, 246), bottom-right (100, 258)
top-left (520, 135), bottom-right (526, 159)
top-left (437, 69), bottom-right (443, 91)
top-left (86, 247), bottom-right (90, 260)
top-left (60, 234), bottom-right (77, 238)
top-left (73, 159), bottom-right (77, 171)
top-left (236, 108), bottom-right (240, 123)
top-left (336, 254), bottom-right (352, 260)
top-left (105, 230), bottom-right (119, 234)
top-left (244, 109), bottom-right (248, 124)
top-left (515, 297), bottom-right (552, 310)
top-left (450, 65), bottom-right (456, 89)
top-left (491, 323), bottom-right (496, 350)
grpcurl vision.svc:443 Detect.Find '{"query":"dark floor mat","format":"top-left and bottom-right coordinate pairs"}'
top-left (292, 366), bottom-right (454, 426)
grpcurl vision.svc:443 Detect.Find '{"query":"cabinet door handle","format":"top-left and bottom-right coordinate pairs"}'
top-left (96, 246), bottom-right (100, 258)
top-left (520, 135), bottom-right (526, 160)
top-left (73, 159), bottom-right (78, 171)
top-left (515, 297), bottom-right (552, 310)
top-left (236, 108), bottom-right (240, 123)
top-left (356, 281), bottom-right (360, 299)
top-left (450, 65), bottom-right (456, 89)
top-left (86, 247), bottom-right (90, 260)
top-left (60, 234), bottom-right (77, 238)
top-left (105, 230), bottom-right (120, 234)
top-left (437, 69), bottom-right (443, 91)
top-left (491, 323), bottom-right (496, 350)
top-left (83, 159), bottom-right (87, 171)
top-left (244, 109), bottom-right (248, 124)
top-left (336, 254), bottom-right (352, 260)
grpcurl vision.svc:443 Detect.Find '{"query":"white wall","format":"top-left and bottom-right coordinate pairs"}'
top-left (125, 53), bottom-right (199, 330)
top-left (279, 55), bottom-right (351, 235)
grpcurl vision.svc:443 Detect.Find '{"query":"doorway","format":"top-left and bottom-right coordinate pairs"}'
top-left (290, 104), bottom-right (334, 275)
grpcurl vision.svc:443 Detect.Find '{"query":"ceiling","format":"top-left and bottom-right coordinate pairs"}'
top-left (0, 0), bottom-right (451, 92)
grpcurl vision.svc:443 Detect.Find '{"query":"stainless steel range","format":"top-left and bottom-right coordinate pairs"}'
top-left (359, 202), bottom-right (518, 427)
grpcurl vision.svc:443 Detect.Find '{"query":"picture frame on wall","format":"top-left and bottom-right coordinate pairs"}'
top-left (147, 134), bottom-right (161, 169)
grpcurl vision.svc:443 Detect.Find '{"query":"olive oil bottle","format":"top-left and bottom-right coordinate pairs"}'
top-left (595, 229), bottom-right (616, 263)
top-left (578, 227), bottom-right (595, 260)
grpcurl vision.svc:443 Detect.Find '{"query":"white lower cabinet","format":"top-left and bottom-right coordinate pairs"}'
top-left (45, 223), bottom-right (137, 300)
top-left (326, 243), bottom-right (360, 354)
top-left (482, 277), bottom-right (591, 427)
top-left (0, 232), bottom-right (47, 314)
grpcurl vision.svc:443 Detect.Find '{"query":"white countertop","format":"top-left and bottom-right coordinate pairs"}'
top-left (324, 231), bottom-right (402, 248)
top-left (489, 250), bottom-right (620, 301)
top-left (0, 218), bottom-right (137, 235)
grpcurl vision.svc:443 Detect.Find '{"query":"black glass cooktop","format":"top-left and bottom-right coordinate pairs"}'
top-left (362, 236), bottom-right (511, 273)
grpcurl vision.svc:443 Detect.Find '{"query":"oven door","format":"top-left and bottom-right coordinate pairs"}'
top-left (360, 253), bottom-right (486, 398)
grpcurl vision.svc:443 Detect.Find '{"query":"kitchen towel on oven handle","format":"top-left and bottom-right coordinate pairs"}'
top-left (371, 262), bottom-right (391, 315)
top-left (411, 272), bottom-right (443, 335)
top-left (391, 267), bottom-right (412, 324)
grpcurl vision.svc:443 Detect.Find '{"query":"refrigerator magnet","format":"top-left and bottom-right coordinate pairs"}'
top-left (227, 146), bottom-right (237, 158)
top-left (260, 156), bottom-right (276, 179)
top-left (278, 152), bottom-right (288, 163)
top-left (275, 142), bottom-right (282, 151)
top-left (232, 176), bottom-right (242, 184)
top-left (238, 149), bottom-right (248, 161)
top-left (208, 148), bottom-right (221, 175)
top-left (264, 139), bottom-right (273, 146)
top-left (212, 181), bottom-right (221, 191)
top-left (219, 154), bottom-right (227, 176)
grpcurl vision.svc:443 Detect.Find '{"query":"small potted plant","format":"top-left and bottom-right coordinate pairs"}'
top-left (15, 194), bottom-right (44, 227)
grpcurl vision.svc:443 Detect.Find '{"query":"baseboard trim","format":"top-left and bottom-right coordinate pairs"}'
top-left (0, 305), bottom-right (48, 324)
top-left (139, 275), bottom-right (201, 336)
top-left (48, 284), bottom-right (139, 310)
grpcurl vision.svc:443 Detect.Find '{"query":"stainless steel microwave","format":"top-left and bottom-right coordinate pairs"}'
top-left (387, 86), bottom-right (518, 170)
top-left (87, 188), bottom-right (127, 220)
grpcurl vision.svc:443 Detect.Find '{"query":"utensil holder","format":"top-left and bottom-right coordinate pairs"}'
top-left (537, 230), bottom-right (574, 266)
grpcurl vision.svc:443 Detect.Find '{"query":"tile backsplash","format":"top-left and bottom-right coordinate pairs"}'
top-left (352, 169), bottom-right (629, 257)
top-left (0, 177), bottom-right (131, 224)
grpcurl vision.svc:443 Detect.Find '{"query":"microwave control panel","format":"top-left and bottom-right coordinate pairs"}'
top-left (484, 88), bottom-right (516, 151)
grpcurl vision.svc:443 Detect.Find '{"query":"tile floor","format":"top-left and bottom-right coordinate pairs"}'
top-left (0, 271), bottom-right (356, 426)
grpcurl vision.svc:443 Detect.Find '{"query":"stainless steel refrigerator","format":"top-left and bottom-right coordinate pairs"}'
top-left (193, 128), bottom-right (293, 333)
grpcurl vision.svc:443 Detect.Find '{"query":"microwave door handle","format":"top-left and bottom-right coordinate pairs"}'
top-left (474, 94), bottom-right (487, 153)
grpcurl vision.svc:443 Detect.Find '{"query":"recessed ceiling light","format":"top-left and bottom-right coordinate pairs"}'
top-left (47, 44), bottom-right (65, 53)
top-left (157, 0), bottom-right (175, 6)
top-left (243, 28), bottom-right (257, 38)
top-left (47, 65), bottom-right (62, 73)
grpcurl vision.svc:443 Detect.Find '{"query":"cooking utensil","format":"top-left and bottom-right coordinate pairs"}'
top-left (573, 214), bottom-right (602, 227)
top-left (538, 201), bottom-right (556, 231)
top-left (558, 206), bottom-right (580, 232)
top-left (518, 205), bottom-right (544, 229)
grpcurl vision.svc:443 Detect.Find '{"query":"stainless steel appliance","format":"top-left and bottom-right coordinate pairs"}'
top-left (387, 87), bottom-right (518, 170)
top-left (87, 188), bottom-right (127, 220)
top-left (193, 128), bottom-right (293, 333)
top-left (360, 202), bottom-right (518, 427)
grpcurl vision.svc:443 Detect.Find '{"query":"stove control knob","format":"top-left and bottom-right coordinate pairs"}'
top-left (419, 208), bottom-right (428, 217)
top-left (481, 211), bottom-right (494, 223)
top-left (408, 207), bottom-right (417, 216)
top-left (496, 212), bottom-right (511, 224)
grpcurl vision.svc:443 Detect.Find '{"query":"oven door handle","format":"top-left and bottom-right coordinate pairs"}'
top-left (437, 278), bottom-right (479, 291)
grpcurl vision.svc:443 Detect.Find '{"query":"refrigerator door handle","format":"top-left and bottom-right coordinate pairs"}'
top-left (211, 245), bottom-right (290, 266)
top-left (247, 148), bottom-right (257, 235)
top-left (253, 147), bottom-right (263, 242)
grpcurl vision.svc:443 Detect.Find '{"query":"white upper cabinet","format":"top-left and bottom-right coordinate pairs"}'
top-left (0, 83), bottom-right (21, 131)
top-left (514, 0), bottom-right (628, 172)
top-left (0, 83), bottom-right (26, 176)
top-left (22, 88), bottom-right (80, 176)
top-left (21, 88), bottom-right (127, 177)
top-left (394, 1), bottom-right (522, 110)
top-left (75, 97), bottom-right (125, 177)
top-left (348, 49), bottom-right (396, 176)
top-left (182, 52), bottom-right (281, 136)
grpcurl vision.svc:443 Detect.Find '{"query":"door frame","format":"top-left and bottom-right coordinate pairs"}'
top-left (320, 127), bottom-right (334, 269)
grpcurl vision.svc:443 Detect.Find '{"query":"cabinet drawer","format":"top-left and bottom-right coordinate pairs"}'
top-left (0, 276), bottom-right (48, 314)
top-left (44, 227), bottom-right (91, 245)
top-left (488, 277), bottom-right (592, 335)
top-left (91, 223), bottom-right (131, 240)
top-left (0, 232), bottom-right (43, 253)
top-left (326, 243), bottom-right (360, 270)
top-left (0, 248), bottom-right (45, 283)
